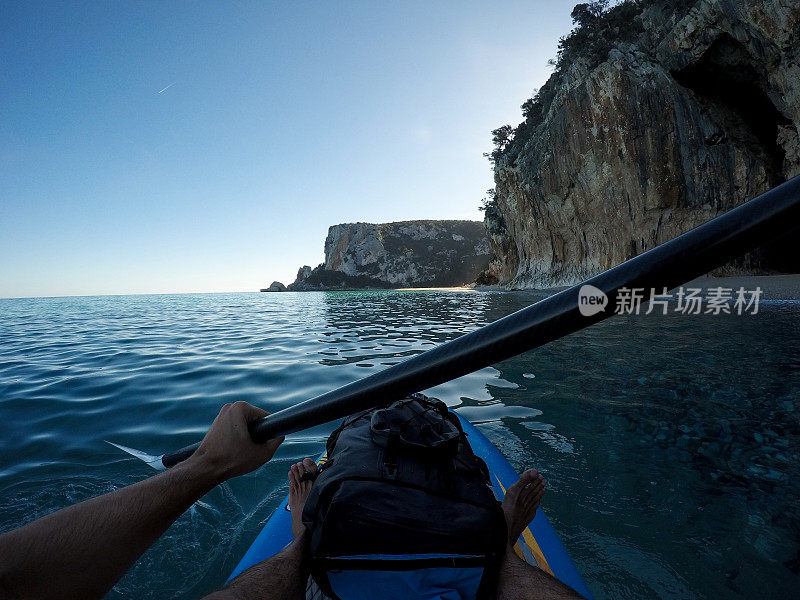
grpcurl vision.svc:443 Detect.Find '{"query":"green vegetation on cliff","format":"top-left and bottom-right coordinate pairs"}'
top-left (484, 0), bottom-right (694, 170)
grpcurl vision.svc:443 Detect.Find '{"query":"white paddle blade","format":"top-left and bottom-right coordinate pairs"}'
top-left (105, 441), bottom-right (166, 471)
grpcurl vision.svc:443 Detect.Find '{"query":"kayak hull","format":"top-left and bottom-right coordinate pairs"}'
top-left (227, 411), bottom-right (593, 599)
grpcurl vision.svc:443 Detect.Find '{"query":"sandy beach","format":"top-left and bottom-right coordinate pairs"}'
top-left (472, 274), bottom-right (800, 301)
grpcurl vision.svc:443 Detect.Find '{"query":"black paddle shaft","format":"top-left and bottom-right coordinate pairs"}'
top-left (162, 176), bottom-right (800, 468)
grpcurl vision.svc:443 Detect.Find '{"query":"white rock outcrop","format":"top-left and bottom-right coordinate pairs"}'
top-left (290, 220), bottom-right (492, 290)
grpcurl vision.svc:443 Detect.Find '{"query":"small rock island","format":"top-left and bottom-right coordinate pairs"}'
top-left (260, 281), bottom-right (287, 292)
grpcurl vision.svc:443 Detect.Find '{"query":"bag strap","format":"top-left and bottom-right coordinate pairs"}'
top-left (370, 400), bottom-right (460, 459)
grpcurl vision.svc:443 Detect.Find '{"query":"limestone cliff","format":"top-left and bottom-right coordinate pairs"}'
top-left (485, 0), bottom-right (800, 289)
top-left (289, 220), bottom-right (492, 290)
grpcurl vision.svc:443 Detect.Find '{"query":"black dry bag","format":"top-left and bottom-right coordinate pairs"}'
top-left (302, 394), bottom-right (508, 600)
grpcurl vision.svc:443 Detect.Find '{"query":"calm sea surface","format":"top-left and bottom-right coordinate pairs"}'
top-left (1, 291), bottom-right (798, 599)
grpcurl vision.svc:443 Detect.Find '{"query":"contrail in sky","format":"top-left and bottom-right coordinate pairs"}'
top-left (158, 82), bottom-right (176, 94)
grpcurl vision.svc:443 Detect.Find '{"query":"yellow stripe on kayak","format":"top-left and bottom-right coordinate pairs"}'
top-left (496, 475), bottom-right (554, 577)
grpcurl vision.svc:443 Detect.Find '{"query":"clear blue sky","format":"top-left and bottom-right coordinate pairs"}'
top-left (1, 1), bottom-right (574, 297)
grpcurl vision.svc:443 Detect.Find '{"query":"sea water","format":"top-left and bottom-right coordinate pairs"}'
top-left (0, 291), bottom-right (798, 599)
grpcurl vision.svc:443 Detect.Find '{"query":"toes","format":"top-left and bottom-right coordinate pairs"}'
top-left (526, 488), bottom-right (542, 504)
top-left (288, 458), bottom-right (318, 497)
top-left (523, 472), bottom-right (543, 488)
top-left (520, 476), bottom-right (543, 497)
top-left (526, 469), bottom-right (545, 488)
top-left (521, 470), bottom-right (545, 491)
top-left (508, 470), bottom-right (536, 496)
top-left (510, 469), bottom-right (545, 508)
top-left (526, 479), bottom-right (545, 499)
top-left (290, 463), bottom-right (302, 482)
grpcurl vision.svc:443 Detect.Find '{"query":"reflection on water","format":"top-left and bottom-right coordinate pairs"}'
top-left (482, 303), bottom-right (800, 600)
top-left (0, 291), bottom-right (798, 599)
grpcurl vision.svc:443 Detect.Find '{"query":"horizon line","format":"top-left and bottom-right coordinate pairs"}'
top-left (0, 289), bottom-right (260, 301)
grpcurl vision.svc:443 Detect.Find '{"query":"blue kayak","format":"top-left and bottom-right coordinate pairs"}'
top-left (228, 411), bottom-right (593, 599)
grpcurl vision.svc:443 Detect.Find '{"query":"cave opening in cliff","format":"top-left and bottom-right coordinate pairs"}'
top-left (672, 33), bottom-right (798, 273)
top-left (671, 33), bottom-right (790, 186)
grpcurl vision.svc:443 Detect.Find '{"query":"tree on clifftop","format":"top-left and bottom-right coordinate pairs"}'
top-left (570, 1), bottom-right (609, 28)
top-left (484, 125), bottom-right (514, 164)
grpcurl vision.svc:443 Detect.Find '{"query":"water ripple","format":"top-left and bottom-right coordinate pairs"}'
top-left (0, 291), bottom-right (798, 599)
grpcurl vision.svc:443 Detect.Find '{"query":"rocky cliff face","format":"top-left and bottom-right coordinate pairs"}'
top-left (289, 220), bottom-right (492, 290)
top-left (486, 0), bottom-right (800, 289)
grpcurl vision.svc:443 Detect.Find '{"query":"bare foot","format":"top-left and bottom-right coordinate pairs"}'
top-left (288, 457), bottom-right (318, 538)
top-left (501, 468), bottom-right (545, 544)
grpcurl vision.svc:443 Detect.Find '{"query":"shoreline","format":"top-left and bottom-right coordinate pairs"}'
top-left (263, 274), bottom-right (800, 301)
top-left (471, 274), bottom-right (800, 301)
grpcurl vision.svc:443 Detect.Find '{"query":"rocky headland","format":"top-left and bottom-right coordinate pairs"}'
top-left (287, 220), bottom-right (492, 291)
top-left (483, 0), bottom-right (800, 289)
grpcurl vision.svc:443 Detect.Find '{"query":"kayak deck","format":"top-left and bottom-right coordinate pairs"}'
top-left (228, 410), bottom-right (593, 599)
top-left (455, 414), bottom-right (592, 599)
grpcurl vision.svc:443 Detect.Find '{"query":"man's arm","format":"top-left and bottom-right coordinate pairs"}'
top-left (0, 401), bottom-right (283, 600)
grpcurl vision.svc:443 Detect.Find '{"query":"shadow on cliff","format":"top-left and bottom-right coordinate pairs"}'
top-left (671, 32), bottom-right (797, 273)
